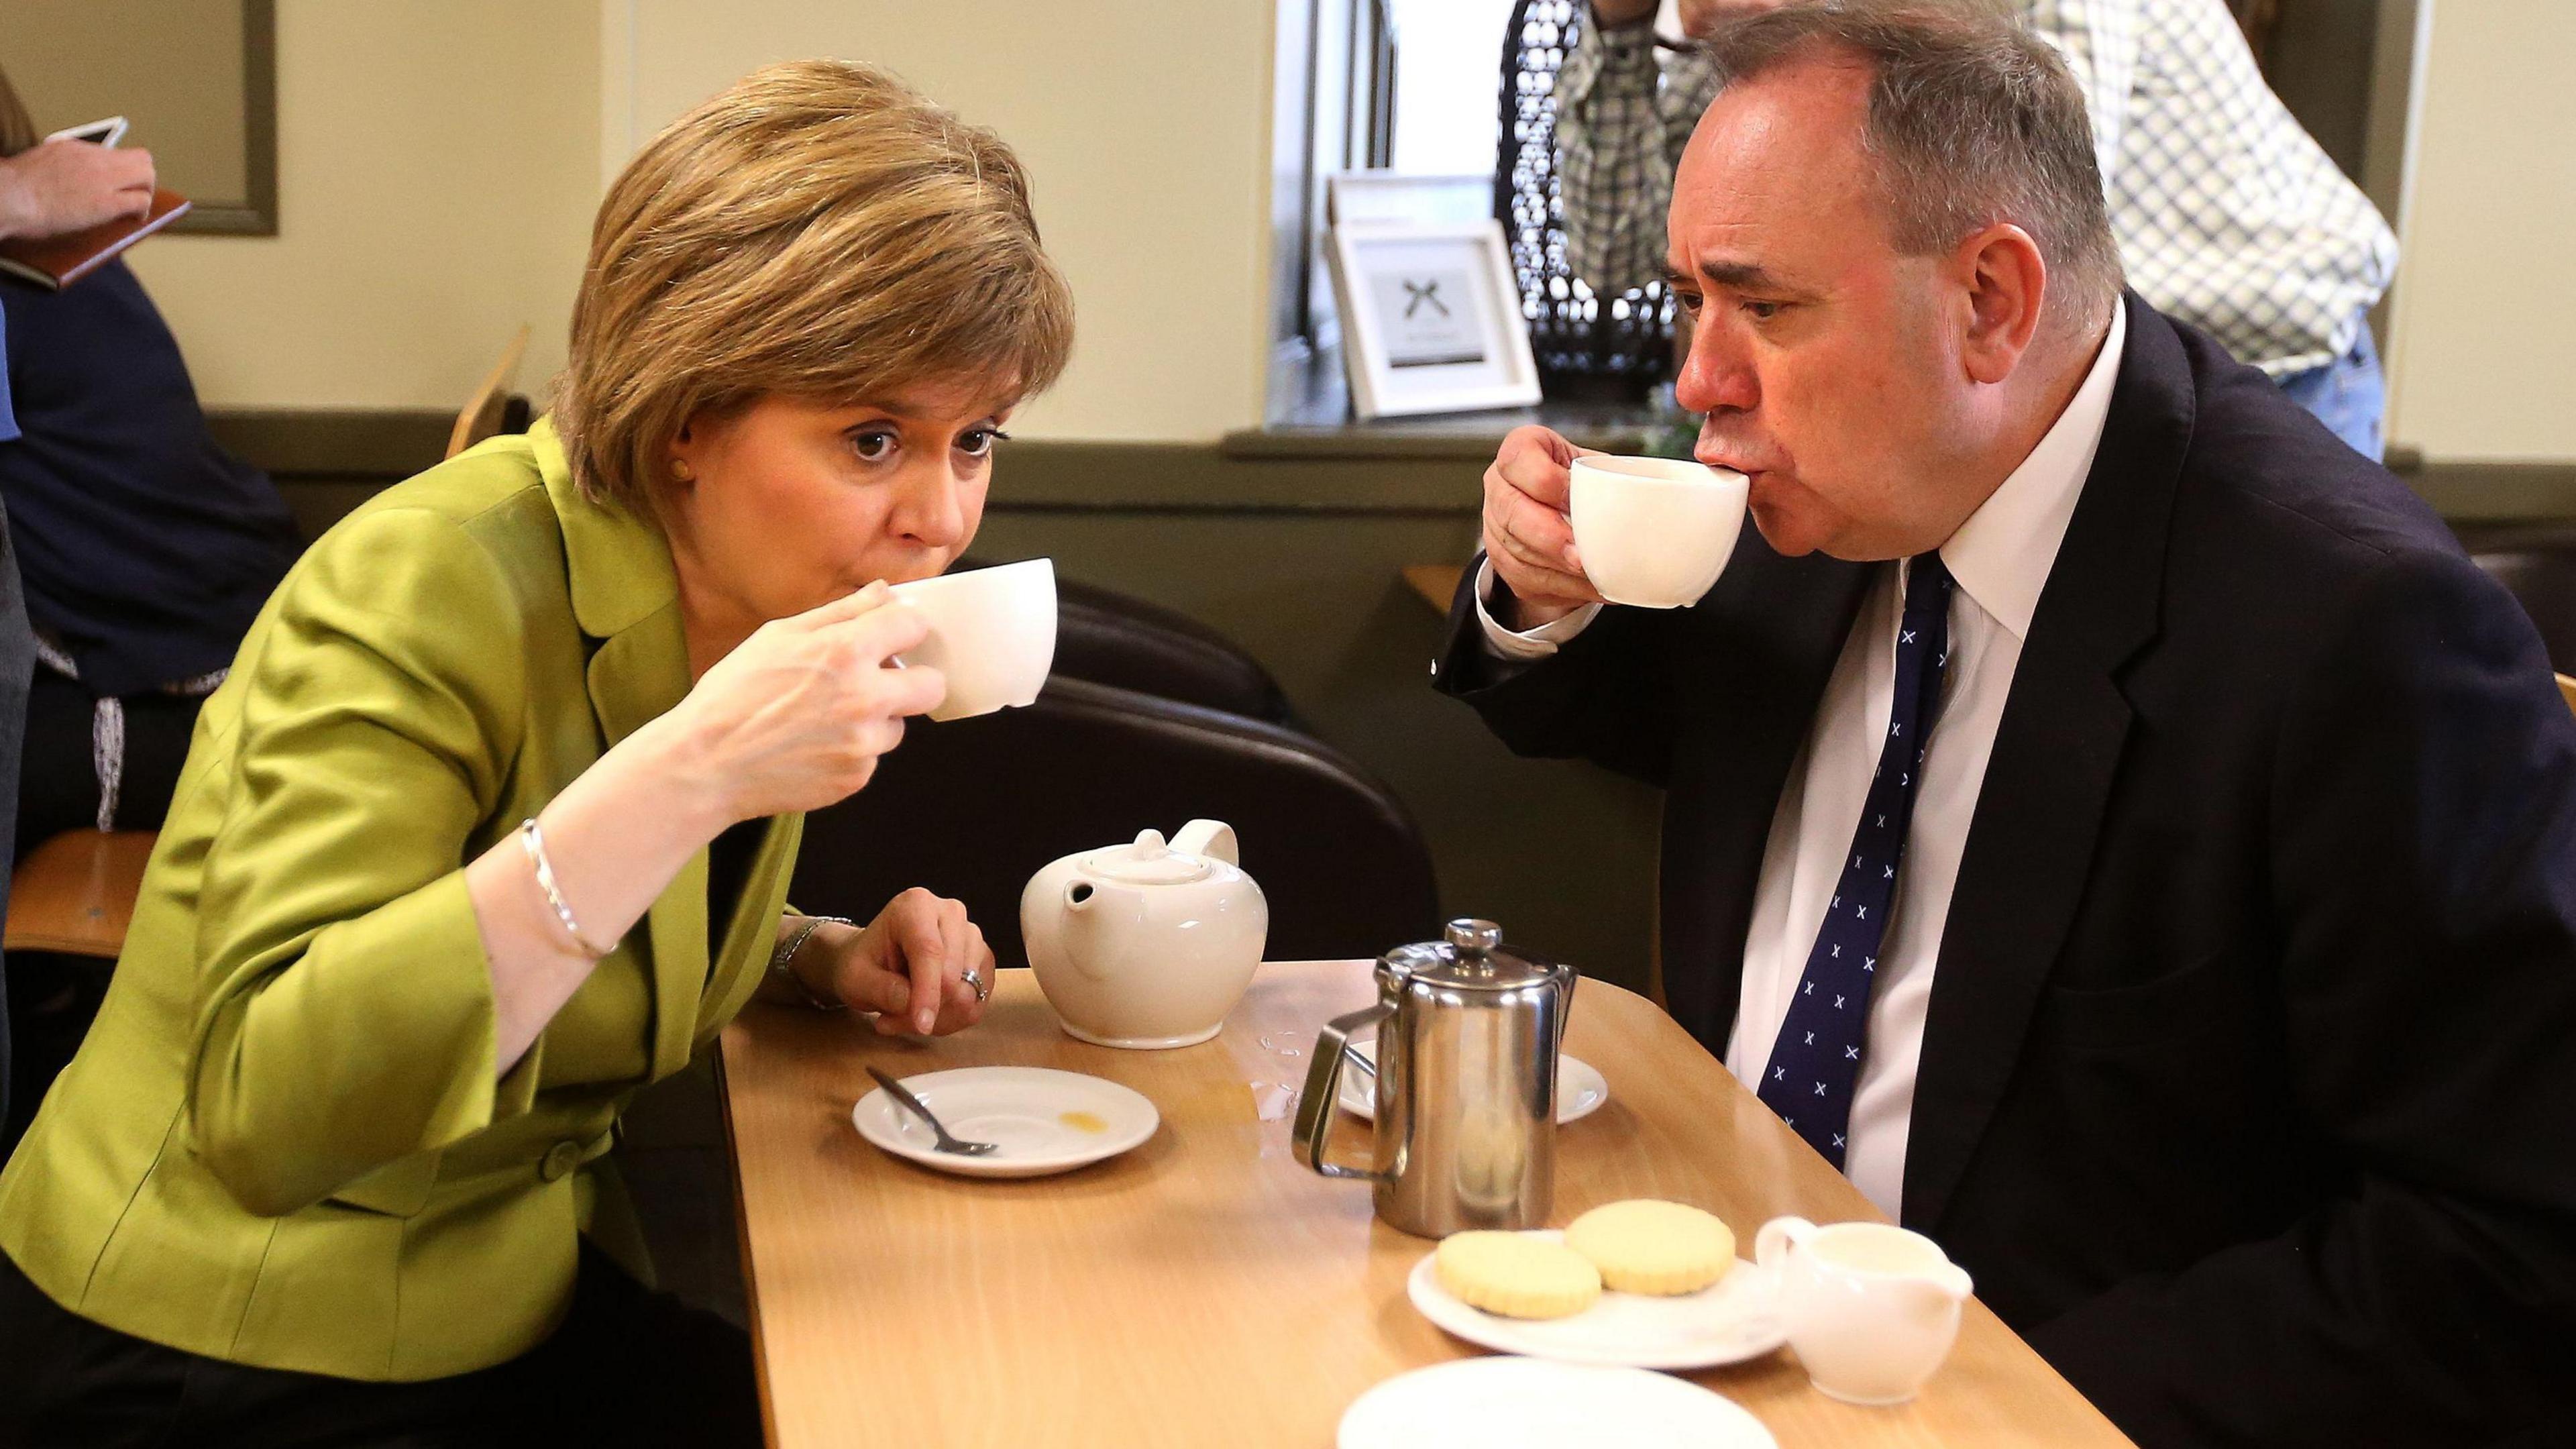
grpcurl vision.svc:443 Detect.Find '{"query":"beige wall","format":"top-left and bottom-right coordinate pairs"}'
top-left (127, 0), bottom-right (1277, 442)
top-left (611, 0), bottom-right (1277, 442)
top-left (128, 0), bottom-right (600, 415)
top-left (2384, 0), bottom-right (2576, 462)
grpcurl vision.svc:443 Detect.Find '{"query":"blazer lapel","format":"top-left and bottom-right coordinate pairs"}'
top-left (1902, 296), bottom-right (2195, 1232)
top-left (535, 419), bottom-right (707, 1081)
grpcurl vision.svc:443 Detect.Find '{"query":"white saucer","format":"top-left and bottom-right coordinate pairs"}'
top-left (1338, 1357), bottom-right (1777, 1449)
top-left (1339, 1044), bottom-right (1609, 1126)
top-left (1407, 1232), bottom-right (1786, 1371)
top-left (851, 1067), bottom-right (1157, 1179)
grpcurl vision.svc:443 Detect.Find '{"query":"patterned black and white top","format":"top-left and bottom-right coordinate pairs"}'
top-left (1557, 0), bottom-right (2400, 375)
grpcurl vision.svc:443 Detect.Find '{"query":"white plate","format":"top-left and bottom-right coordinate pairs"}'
top-left (1338, 1042), bottom-right (1609, 1126)
top-left (1407, 1231), bottom-right (1786, 1371)
top-left (1339, 1356), bottom-right (1778, 1449)
top-left (851, 1067), bottom-right (1158, 1179)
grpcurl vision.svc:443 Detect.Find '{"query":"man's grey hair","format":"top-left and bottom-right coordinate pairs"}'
top-left (1698, 1), bottom-right (2125, 331)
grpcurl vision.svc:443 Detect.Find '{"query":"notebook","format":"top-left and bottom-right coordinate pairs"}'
top-left (0, 189), bottom-right (192, 290)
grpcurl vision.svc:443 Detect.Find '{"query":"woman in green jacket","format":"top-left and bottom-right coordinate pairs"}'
top-left (0, 58), bottom-right (1072, 1447)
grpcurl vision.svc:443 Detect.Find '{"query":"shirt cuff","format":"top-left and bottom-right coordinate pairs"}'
top-left (1475, 557), bottom-right (1603, 660)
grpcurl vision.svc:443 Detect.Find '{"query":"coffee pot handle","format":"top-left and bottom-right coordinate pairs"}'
top-left (1292, 1002), bottom-right (1395, 1182)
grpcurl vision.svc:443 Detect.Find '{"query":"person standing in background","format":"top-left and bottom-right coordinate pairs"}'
top-left (0, 62), bottom-right (304, 1144)
top-left (0, 303), bottom-right (28, 1140)
top-left (1558, 0), bottom-right (2399, 458)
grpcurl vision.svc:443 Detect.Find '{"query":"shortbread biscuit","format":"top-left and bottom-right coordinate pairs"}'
top-left (1564, 1199), bottom-right (1735, 1295)
top-left (1434, 1231), bottom-right (1603, 1319)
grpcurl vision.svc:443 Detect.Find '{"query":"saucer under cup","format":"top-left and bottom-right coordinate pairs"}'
top-left (887, 558), bottom-right (1057, 721)
top-left (852, 1066), bottom-right (1157, 1178)
top-left (1568, 456), bottom-right (1747, 609)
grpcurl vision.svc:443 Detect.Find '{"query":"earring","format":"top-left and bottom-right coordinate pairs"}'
top-left (669, 459), bottom-right (694, 483)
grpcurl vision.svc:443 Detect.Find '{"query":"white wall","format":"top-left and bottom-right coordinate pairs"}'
top-left (2383, 0), bottom-right (2576, 462)
top-left (612, 0), bottom-right (1278, 443)
top-left (129, 0), bottom-right (600, 415)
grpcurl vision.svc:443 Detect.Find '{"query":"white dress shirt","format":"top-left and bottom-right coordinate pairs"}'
top-left (1477, 306), bottom-right (2128, 1216)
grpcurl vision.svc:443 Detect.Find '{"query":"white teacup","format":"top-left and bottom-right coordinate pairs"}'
top-left (1567, 455), bottom-right (1749, 608)
top-left (1754, 1217), bottom-right (1974, 1406)
top-left (885, 558), bottom-right (1057, 722)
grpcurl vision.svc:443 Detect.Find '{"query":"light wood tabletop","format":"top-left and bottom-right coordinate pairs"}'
top-left (719, 959), bottom-right (2132, 1448)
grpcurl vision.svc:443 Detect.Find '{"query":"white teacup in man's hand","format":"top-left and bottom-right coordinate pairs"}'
top-left (886, 558), bottom-right (1057, 721)
top-left (1568, 455), bottom-right (1748, 609)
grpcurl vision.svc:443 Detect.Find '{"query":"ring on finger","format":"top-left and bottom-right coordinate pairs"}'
top-left (962, 963), bottom-right (991, 1004)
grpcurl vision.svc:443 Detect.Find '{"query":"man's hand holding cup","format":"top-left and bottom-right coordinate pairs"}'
top-left (1483, 425), bottom-right (1752, 627)
top-left (1481, 425), bottom-right (1606, 631)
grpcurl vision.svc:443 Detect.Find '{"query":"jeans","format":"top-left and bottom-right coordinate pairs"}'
top-left (2275, 318), bottom-right (2387, 462)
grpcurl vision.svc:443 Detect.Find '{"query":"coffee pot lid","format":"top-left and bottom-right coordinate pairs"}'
top-left (1380, 918), bottom-right (1563, 991)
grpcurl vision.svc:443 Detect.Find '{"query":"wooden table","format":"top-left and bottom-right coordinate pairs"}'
top-left (720, 961), bottom-right (2131, 1448)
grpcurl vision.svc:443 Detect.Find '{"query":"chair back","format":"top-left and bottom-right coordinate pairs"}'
top-left (1053, 580), bottom-right (1299, 728)
top-left (446, 325), bottom-right (532, 460)
top-left (951, 555), bottom-right (1297, 727)
top-left (790, 678), bottom-right (1438, 967)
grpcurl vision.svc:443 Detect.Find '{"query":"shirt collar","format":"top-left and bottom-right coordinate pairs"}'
top-left (1933, 303), bottom-right (2127, 641)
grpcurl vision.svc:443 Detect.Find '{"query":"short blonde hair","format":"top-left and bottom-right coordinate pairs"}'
top-left (554, 60), bottom-right (1074, 511)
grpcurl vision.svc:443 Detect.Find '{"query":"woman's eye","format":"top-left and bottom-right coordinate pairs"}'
top-left (957, 428), bottom-right (1010, 459)
top-left (849, 430), bottom-right (897, 462)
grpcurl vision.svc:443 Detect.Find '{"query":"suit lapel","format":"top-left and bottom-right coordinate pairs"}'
top-left (1902, 297), bottom-right (2195, 1231)
top-left (586, 619), bottom-right (708, 1081)
top-left (533, 419), bottom-right (707, 1082)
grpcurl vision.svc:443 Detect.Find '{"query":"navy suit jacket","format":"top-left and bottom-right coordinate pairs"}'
top-left (1438, 294), bottom-right (2576, 1446)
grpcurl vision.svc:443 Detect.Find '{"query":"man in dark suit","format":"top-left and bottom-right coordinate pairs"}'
top-left (1438, 7), bottom-right (2576, 1444)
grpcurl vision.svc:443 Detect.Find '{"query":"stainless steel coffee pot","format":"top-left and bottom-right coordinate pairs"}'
top-left (1292, 918), bottom-right (1576, 1237)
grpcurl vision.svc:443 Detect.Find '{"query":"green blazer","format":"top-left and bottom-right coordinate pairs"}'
top-left (0, 420), bottom-right (801, 1381)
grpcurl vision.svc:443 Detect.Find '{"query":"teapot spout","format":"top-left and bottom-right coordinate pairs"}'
top-left (1061, 879), bottom-right (1138, 981)
top-left (1169, 819), bottom-right (1240, 867)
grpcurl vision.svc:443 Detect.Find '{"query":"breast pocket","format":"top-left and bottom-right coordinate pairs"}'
top-left (2038, 947), bottom-right (2265, 1055)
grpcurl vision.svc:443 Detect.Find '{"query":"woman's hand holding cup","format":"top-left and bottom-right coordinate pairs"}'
top-left (1482, 425), bottom-right (1605, 628)
top-left (664, 582), bottom-right (948, 821)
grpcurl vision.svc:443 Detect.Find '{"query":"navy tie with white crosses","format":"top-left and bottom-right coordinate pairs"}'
top-left (1756, 553), bottom-right (1955, 1171)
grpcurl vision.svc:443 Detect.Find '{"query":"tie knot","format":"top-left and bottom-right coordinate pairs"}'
top-left (1904, 552), bottom-right (1953, 622)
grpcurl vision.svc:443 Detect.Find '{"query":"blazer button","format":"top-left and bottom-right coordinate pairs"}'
top-left (539, 1140), bottom-right (583, 1182)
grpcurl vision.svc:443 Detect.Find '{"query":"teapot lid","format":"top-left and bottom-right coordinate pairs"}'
top-left (1081, 829), bottom-right (1214, 885)
top-left (1380, 918), bottom-right (1564, 991)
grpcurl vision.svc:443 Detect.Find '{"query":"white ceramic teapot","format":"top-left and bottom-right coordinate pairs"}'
top-left (1020, 820), bottom-right (1268, 1049)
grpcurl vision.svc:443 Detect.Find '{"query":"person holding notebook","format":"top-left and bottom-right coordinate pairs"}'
top-left (0, 64), bottom-right (305, 1147)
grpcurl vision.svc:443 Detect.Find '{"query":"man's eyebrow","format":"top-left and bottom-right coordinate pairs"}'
top-left (1698, 260), bottom-right (1784, 289)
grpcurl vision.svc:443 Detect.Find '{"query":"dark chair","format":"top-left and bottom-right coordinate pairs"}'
top-left (951, 555), bottom-right (1299, 729)
top-left (1053, 578), bottom-right (1300, 729)
top-left (790, 677), bottom-right (1438, 966)
top-left (2467, 541), bottom-right (2576, 677)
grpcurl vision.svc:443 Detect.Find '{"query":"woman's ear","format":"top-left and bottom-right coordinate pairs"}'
top-left (665, 419), bottom-right (704, 489)
top-left (1955, 223), bottom-right (2048, 386)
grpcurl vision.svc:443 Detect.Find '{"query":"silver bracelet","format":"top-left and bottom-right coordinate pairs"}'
top-left (519, 818), bottom-right (615, 958)
top-left (770, 915), bottom-right (855, 1011)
